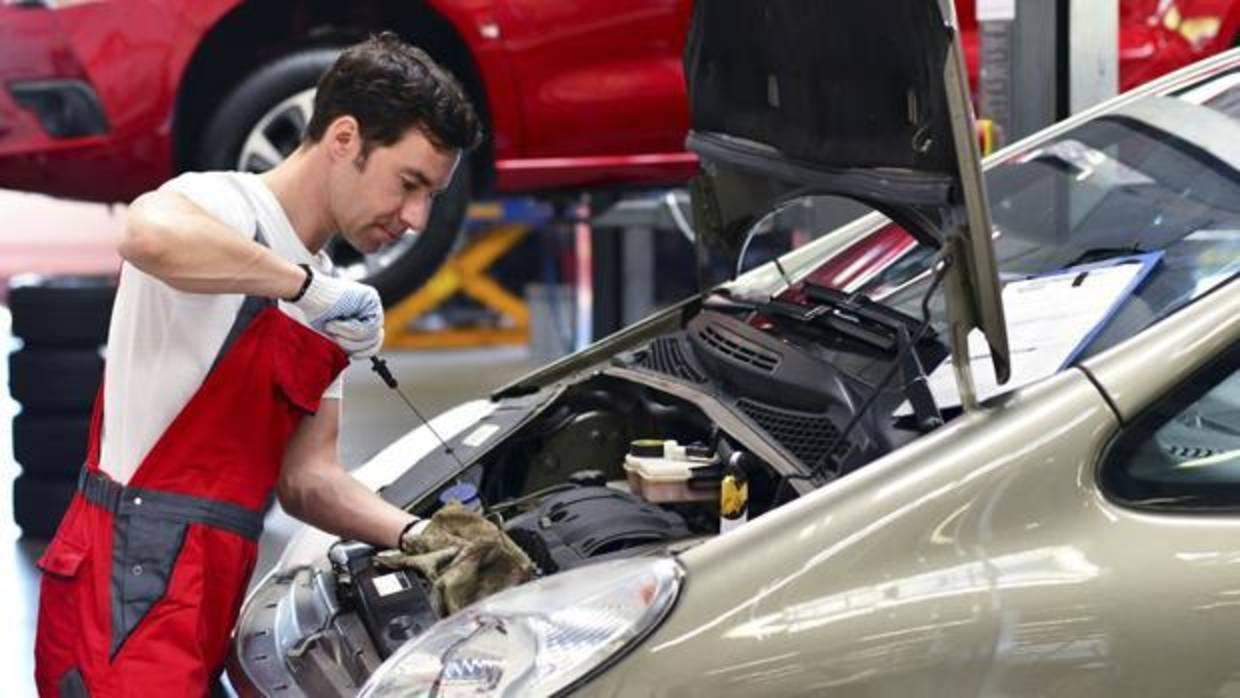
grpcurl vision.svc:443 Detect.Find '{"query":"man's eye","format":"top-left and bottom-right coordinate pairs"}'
top-left (401, 179), bottom-right (418, 192)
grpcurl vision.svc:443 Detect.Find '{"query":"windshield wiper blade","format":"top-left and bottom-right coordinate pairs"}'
top-left (803, 282), bottom-right (930, 334)
top-left (761, 281), bottom-right (936, 356)
top-left (762, 298), bottom-right (900, 353)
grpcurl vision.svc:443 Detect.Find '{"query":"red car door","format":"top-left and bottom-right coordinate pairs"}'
top-left (494, 0), bottom-right (694, 171)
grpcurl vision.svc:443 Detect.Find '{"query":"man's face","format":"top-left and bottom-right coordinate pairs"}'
top-left (329, 126), bottom-right (460, 255)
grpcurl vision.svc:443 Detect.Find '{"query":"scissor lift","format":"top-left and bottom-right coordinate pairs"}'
top-left (383, 199), bottom-right (553, 350)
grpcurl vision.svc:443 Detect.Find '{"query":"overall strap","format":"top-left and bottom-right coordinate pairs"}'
top-left (207, 222), bottom-right (277, 377)
top-left (84, 383), bottom-right (106, 470)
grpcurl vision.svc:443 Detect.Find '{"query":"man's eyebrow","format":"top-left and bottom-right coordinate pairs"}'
top-left (400, 167), bottom-right (434, 189)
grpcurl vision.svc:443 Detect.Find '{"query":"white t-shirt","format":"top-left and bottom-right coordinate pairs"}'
top-left (100, 171), bottom-right (343, 484)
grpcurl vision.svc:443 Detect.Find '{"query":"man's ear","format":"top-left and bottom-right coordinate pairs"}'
top-left (325, 115), bottom-right (360, 161)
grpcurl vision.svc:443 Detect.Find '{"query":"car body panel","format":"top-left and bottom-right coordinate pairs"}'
top-left (421, 0), bottom-right (702, 191)
top-left (0, 0), bottom-right (238, 200)
top-left (350, 398), bottom-right (497, 491)
top-left (582, 368), bottom-right (1121, 696)
top-left (580, 281), bottom-right (1240, 695)
top-left (1082, 277), bottom-right (1240, 423)
top-left (421, 0), bottom-right (524, 163)
top-left (492, 0), bottom-right (692, 160)
top-left (491, 152), bottom-right (701, 192)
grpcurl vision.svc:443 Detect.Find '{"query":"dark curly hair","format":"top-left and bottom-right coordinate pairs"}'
top-left (304, 32), bottom-right (481, 159)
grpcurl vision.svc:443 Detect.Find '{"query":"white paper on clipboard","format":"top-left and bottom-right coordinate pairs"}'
top-left (898, 259), bottom-right (1149, 414)
top-left (976, 0), bottom-right (1016, 21)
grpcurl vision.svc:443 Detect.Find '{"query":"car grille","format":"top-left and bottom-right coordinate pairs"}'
top-left (737, 399), bottom-right (850, 469)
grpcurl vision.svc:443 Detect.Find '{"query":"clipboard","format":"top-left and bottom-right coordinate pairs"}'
top-left (1045, 250), bottom-right (1164, 368)
top-left (898, 250), bottom-right (1164, 413)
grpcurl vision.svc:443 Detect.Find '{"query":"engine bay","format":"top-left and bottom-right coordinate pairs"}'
top-left (327, 303), bottom-right (945, 664)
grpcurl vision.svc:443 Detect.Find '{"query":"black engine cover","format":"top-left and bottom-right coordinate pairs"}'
top-left (505, 487), bottom-right (690, 573)
top-left (688, 311), bottom-right (864, 412)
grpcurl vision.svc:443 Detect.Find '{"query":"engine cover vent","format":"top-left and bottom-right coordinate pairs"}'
top-left (688, 311), bottom-right (856, 412)
top-left (737, 398), bottom-right (851, 470)
top-left (635, 337), bottom-right (708, 384)
top-left (695, 321), bottom-right (780, 372)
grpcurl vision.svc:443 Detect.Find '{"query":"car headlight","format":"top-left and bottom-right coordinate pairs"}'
top-left (358, 556), bottom-right (682, 697)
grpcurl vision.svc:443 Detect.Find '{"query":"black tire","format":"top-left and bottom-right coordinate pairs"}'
top-left (13, 474), bottom-right (76, 540)
top-left (9, 274), bottom-right (116, 347)
top-left (13, 413), bottom-right (90, 480)
top-left (195, 48), bottom-right (471, 306)
top-left (8, 348), bottom-right (103, 414)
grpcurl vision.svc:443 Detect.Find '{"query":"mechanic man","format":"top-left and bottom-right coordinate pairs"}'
top-left (33, 33), bottom-right (480, 697)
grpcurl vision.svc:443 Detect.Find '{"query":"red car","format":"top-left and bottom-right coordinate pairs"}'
top-left (956, 0), bottom-right (1240, 93)
top-left (0, 0), bottom-right (699, 301)
top-left (0, 0), bottom-right (1236, 301)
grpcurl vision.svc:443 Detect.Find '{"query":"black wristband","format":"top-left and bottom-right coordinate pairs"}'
top-left (286, 263), bottom-right (313, 303)
top-left (397, 517), bottom-right (421, 550)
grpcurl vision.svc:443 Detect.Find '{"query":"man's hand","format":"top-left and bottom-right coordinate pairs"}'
top-left (322, 319), bottom-right (385, 359)
top-left (376, 504), bottom-right (535, 616)
top-left (292, 271), bottom-right (384, 358)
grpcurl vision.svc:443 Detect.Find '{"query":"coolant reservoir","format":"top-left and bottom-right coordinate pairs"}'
top-left (623, 439), bottom-right (720, 503)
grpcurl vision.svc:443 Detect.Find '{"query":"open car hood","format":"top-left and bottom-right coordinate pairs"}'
top-left (684, 0), bottom-right (1011, 388)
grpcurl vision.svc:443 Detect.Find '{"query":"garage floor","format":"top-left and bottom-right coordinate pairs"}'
top-left (2, 302), bottom-right (537, 696)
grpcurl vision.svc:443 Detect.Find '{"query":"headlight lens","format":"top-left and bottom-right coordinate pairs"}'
top-left (358, 556), bottom-right (682, 697)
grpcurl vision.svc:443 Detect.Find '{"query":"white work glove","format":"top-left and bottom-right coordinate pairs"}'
top-left (291, 268), bottom-right (385, 359)
top-left (322, 318), bottom-right (385, 359)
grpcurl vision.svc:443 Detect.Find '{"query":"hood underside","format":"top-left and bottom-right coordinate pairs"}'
top-left (686, 1), bottom-right (958, 177)
top-left (684, 0), bottom-right (1011, 387)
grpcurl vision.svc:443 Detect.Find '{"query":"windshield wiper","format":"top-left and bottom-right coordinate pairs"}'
top-left (760, 282), bottom-right (933, 355)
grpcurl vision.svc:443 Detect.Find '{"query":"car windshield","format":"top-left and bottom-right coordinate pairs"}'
top-left (746, 70), bottom-right (1240, 370)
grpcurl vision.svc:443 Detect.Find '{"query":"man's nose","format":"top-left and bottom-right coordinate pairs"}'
top-left (399, 194), bottom-right (431, 232)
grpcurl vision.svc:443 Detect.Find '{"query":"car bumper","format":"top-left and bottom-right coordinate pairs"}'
top-left (0, 4), bottom-right (169, 201)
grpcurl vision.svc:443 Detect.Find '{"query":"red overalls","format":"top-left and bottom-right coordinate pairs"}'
top-left (33, 293), bottom-right (348, 697)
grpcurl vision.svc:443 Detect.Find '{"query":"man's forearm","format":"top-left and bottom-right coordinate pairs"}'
top-left (121, 190), bottom-right (305, 299)
top-left (283, 466), bottom-right (414, 550)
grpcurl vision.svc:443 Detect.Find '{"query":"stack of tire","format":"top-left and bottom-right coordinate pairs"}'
top-left (8, 275), bottom-right (116, 539)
